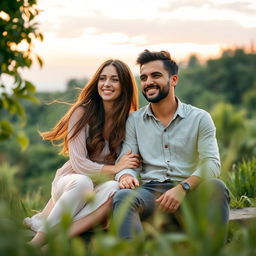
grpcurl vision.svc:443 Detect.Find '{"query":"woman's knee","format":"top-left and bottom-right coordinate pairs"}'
top-left (103, 180), bottom-right (120, 190)
top-left (71, 175), bottom-right (94, 194)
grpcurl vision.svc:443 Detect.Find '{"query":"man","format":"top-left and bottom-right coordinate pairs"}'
top-left (113, 49), bottom-right (230, 239)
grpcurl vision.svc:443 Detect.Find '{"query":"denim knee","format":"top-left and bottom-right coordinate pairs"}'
top-left (113, 189), bottom-right (134, 206)
top-left (201, 178), bottom-right (230, 202)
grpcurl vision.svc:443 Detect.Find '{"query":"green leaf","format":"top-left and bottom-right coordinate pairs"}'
top-left (36, 55), bottom-right (44, 67)
top-left (16, 131), bottom-right (29, 151)
top-left (24, 80), bottom-right (36, 92)
top-left (0, 120), bottom-right (14, 141)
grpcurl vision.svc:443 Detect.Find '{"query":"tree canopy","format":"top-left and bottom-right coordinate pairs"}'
top-left (0, 0), bottom-right (43, 149)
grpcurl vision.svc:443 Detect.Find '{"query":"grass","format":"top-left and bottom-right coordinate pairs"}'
top-left (1, 162), bottom-right (256, 255)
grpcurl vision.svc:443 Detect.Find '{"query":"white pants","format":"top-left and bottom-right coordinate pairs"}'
top-left (24, 174), bottom-right (119, 233)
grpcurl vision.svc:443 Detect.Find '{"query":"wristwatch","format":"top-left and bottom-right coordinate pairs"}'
top-left (180, 181), bottom-right (191, 192)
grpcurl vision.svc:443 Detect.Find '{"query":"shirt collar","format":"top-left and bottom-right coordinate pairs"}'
top-left (143, 97), bottom-right (186, 119)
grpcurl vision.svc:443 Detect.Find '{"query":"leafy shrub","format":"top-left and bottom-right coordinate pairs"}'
top-left (1, 162), bottom-right (256, 255)
top-left (226, 157), bottom-right (256, 208)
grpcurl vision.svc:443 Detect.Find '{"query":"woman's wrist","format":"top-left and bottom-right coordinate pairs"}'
top-left (102, 165), bottom-right (118, 174)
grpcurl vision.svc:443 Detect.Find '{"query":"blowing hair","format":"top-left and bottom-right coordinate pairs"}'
top-left (40, 59), bottom-right (138, 164)
top-left (136, 49), bottom-right (178, 76)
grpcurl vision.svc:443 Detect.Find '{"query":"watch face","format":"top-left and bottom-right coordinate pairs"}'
top-left (181, 182), bottom-right (190, 191)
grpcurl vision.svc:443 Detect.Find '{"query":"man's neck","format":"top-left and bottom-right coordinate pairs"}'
top-left (150, 94), bottom-right (178, 127)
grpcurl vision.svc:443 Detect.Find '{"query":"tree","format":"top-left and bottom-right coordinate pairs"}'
top-left (0, 0), bottom-right (43, 150)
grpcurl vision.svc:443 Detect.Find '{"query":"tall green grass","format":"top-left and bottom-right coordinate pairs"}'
top-left (226, 157), bottom-right (256, 208)
top-left (1, 162), bottom-right (256, 255)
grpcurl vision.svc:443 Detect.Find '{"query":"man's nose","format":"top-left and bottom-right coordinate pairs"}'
top-left (145, 77), bottom-right (154, 86)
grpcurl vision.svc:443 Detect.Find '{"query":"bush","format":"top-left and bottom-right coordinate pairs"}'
top-left (226, 157), bottom-right (256, 208)
top-left (1, 162), bottom-right (256, 255)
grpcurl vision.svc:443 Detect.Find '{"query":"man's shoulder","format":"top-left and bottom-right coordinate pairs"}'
top-left (129, 105), bottom-right (149, 119)
top-left (182, 102), bottom-right (210, 118)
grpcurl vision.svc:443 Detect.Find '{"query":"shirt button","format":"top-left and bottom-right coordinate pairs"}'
top-left (164, 144), bottom-right (169, 148)
top-left (164, 129), bottom-right (167, 132)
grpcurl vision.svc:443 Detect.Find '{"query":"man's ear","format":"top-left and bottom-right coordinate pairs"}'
top-left (170, 74), bottom-right (178, 87)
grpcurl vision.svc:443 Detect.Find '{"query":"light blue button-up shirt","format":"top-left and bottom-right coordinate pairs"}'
top-left (115, 99), bottom-right (221, 183)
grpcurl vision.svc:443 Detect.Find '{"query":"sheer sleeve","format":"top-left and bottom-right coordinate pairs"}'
top-left (68, 107), bottom-right (104, 175)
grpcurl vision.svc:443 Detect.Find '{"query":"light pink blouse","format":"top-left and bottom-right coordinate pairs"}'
top-left (53, 107), bottom-right (109, 184)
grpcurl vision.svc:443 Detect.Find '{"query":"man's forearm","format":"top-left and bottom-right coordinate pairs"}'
top-left (182, 175), bottom-right (202, 190)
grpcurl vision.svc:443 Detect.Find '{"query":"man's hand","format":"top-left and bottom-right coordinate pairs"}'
top-left (119, 174), bottom-right (139, 189)
top-left (155, 185), bottom-right (186, 213)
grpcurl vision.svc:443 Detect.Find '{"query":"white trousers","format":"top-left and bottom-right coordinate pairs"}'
top-left (24, 174), bottom-right (119, 233)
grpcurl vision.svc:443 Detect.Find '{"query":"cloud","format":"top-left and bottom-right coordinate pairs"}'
top-left (161, 0), bottom-right (256, 16)
top-left (47, 16), bottom-right (256, 46)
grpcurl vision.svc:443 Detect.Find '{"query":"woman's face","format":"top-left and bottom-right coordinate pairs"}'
top-left (97, 65), bottom-right (122, 103)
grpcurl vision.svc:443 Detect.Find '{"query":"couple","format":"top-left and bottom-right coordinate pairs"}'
top-left (25, 49), bottom-right (230, 246)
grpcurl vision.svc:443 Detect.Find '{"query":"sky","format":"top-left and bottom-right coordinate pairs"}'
top-left (21, 0), bottom-right (256, 91)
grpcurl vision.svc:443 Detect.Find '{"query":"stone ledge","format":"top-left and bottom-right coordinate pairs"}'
top-left (229, 207), bottom-right (256, 221)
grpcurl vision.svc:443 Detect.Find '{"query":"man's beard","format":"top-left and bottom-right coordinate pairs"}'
top-left (142, 81), bottom-right (170, 103)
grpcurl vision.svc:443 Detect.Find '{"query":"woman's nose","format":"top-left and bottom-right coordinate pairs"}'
top-left (103, 79), bottom-right (111, 86)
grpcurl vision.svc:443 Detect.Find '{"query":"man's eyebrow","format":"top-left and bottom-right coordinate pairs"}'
top-left (151, 71), bottom-right (162, 75)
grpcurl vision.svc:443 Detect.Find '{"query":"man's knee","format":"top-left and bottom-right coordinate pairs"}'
top-left (113, 189), bottom-right (134, 205)
top-left (200, 178), bottom-right (230, 199)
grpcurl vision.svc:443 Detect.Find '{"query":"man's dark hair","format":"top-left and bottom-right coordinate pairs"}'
top-left (136, 49), bottom-right (178, 76)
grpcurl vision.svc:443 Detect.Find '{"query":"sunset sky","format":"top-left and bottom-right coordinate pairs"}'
top-left (22, 0), bottom-right (256, 91)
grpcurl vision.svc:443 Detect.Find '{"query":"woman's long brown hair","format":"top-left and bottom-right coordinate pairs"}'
top-left (40, 59), bottom-right (138, 164)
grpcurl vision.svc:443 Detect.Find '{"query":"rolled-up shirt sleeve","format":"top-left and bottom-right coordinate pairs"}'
top-left (192, 112), bottom-right (221, 178)
top-left (68, 107), bottom-right (104, 175)
top-left (115, 114), bottom-right (141, 181)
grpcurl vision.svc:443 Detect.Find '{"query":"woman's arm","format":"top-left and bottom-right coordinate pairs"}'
top-left (68, 107), bottom-right (140, 176)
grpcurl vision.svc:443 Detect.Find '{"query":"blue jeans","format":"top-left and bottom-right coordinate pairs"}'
top-left (113, 178), bottom-right (230, 239)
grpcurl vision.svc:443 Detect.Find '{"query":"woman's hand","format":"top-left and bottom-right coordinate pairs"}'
top-left (115, 151), bottom-right (140, 173)
top-left (101, 151), bottom-right (140, 175)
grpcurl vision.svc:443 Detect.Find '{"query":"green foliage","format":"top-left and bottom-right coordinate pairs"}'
top-left (211, 102), bottom-right (248, 172)
top-left (176, 48), bottom-right (256, 114)
top-left (1, 162), bottom-right (256, 255)
top-left (226, 158), bottom-right (256, 208)
top-left (135, 76), bottom-right (148, 107)
top-left (0, 0), bottom-right (43, 149)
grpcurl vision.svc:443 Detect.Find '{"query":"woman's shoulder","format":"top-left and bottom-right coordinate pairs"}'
top-left (71, 106), bottom-right (86, 120)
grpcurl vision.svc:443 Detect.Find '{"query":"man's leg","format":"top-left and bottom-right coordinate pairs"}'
top-left (182, 178), bottom-right (230, 245)
top-left (195, 178), bottom-right (230, 224)
top-left (112, 187), bottom-right (156, 239)
top-left (113, 182), bottom-right (174, 239)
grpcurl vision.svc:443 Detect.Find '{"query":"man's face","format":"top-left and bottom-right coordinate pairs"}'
top-left (139, 60), bottom-right (177, 103)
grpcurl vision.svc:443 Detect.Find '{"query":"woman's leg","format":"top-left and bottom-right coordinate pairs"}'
top-left (29, 175), bottom-right (93, 246)
top-left (41, 199), bottom-right (54, 217)
top-left (69, 197), bottom-right (112, 237)
top-left (28, 232), bottom-right (46, 247)
top-left (29, 198), bottom-right (112, 246)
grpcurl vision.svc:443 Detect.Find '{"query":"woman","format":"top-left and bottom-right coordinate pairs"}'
top-left (25, 59), bottom-right (139, 246)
